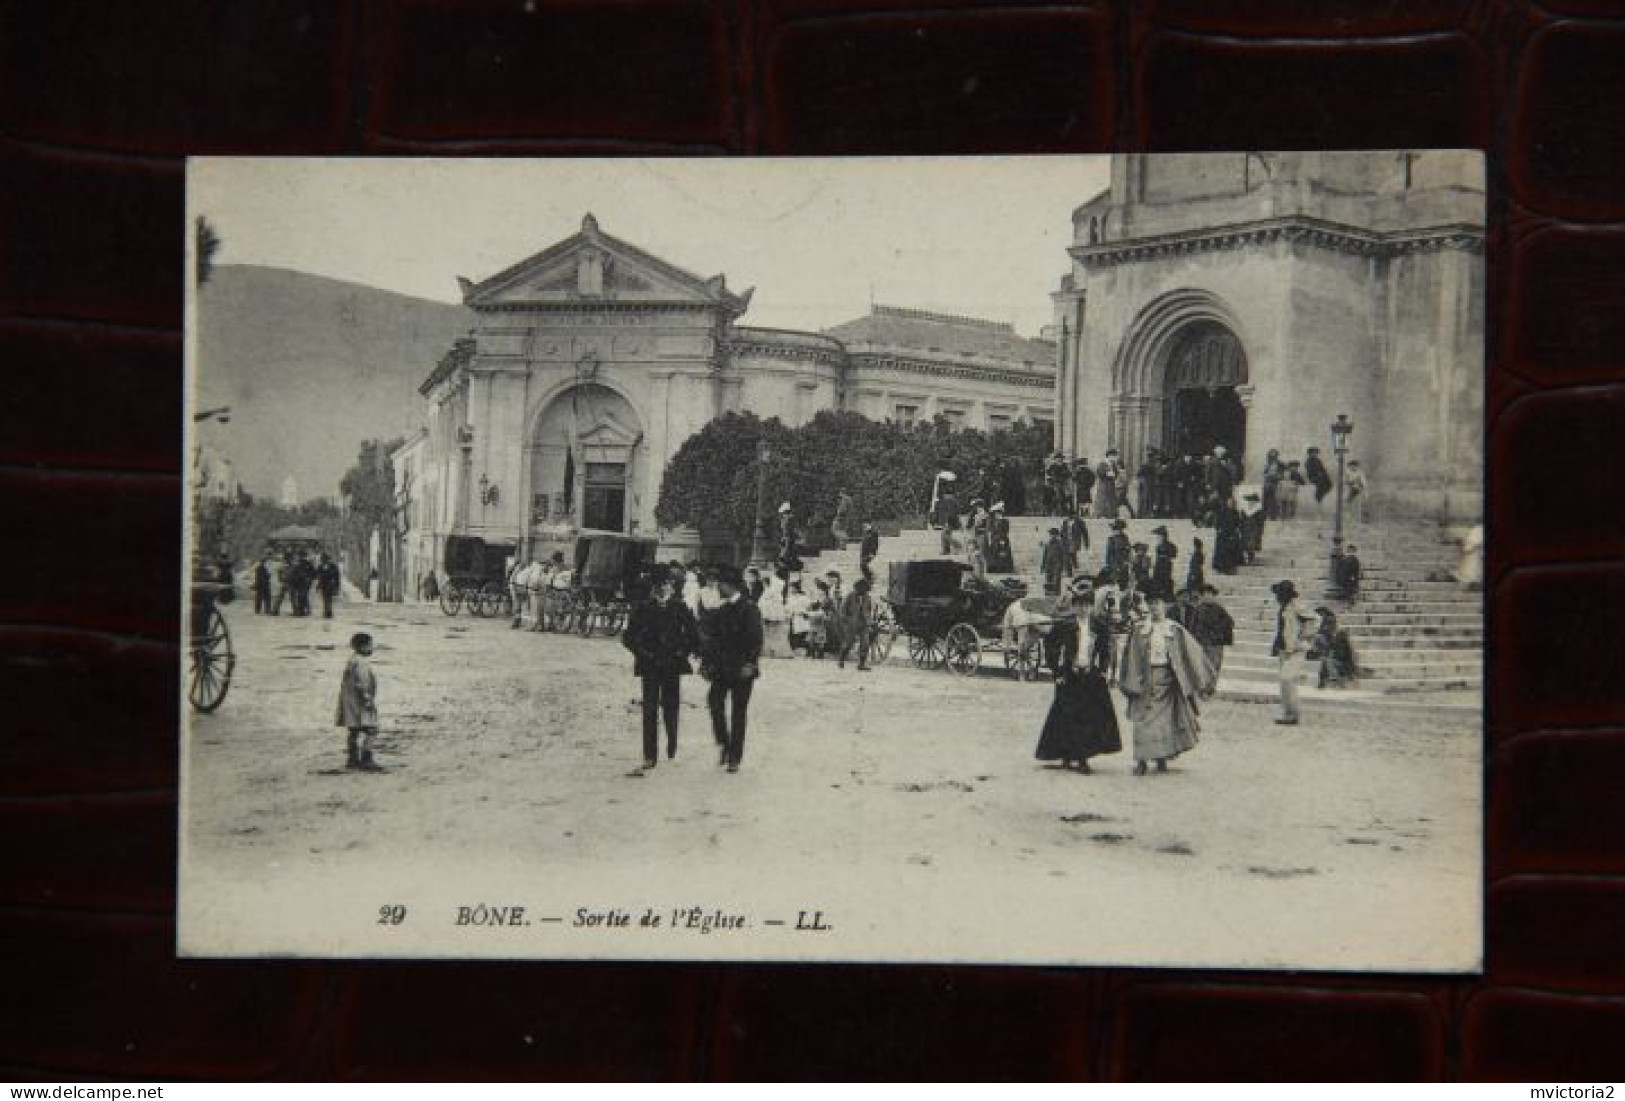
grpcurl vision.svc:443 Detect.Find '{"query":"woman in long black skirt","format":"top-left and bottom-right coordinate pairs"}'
top-left (1034, 590), bottom-right (1123, 774)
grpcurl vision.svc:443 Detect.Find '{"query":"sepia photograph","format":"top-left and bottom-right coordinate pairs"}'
top-left (180, 153), bottom-right (1484, 969)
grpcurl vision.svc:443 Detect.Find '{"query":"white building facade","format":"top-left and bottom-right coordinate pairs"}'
top-left (404, 215), bottom-right (1055, 578)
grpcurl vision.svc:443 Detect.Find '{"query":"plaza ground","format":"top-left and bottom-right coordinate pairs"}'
top-left (179, 594), bottom-right (1481, 970)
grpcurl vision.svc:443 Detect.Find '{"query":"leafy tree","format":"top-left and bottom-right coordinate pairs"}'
top-left (339, 438), bottom-right (405, 600)
top-left (656, 409), bottom-right (1052, 547)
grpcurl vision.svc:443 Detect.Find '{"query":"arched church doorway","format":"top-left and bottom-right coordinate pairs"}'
top-left (1160, 321), bottom-right (1248, 460)
top-left (528, 383), bottom-right (644, 535)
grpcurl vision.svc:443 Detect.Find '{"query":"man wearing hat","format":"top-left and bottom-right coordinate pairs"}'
top-left (987, 503), bottom-right (1015, 572)
top-left (1040, 527), bottom-right (1066, 596)
top-left (1305, 446), bottom-right (1333, 515)
top-left (1207, 445), bottom-right (1237, 504)
top-left (1104, 519), bottom-right (1131, 585)
top-left (1334, 543), bottom-right (1363, 601)
top-left (1062, 511), bottom-right (1089, 575)
top-left (1092, 450), bottom-right (1120, 519)
top-left (1130, 542), bottom-right (1153, 592)
top-left (623, 572), bottom-right (702, 770)
top-left (934, 479), bottom-right (961, 555)
top-left (859, 522), bottom-right (880, 584)
top-left (1241, 491), bottom-right (1266, 564)
top-left (698, 565), bottom-right (764, 773)
top-left (929, 470), bottom-right (957, 531)
top-left (1150, 525), bottom-right (1177, 601)
top-left (967, 498), bottom-right (991, 578)
top-left (776, 502), bottom-right (800, 581)
top-left (837, 576), bottom-right (876, 671)
top-left (1270, 580), bottom-right (1321, 725)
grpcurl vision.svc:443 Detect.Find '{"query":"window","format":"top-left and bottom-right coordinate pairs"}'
top-left (988, 412), bottom-right (1013, 433)
top-left (894, 403), bottom-right (919, 427)
top-left (583, 462), bottom-right (627, 532)
top-left (941, 407), bottom-right (968, 429)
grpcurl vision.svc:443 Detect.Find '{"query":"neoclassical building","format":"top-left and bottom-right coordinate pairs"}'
top-left (397, 214), bottom-right (1055, 581)
top-left (1053, 152), bottom-right (1484, 520)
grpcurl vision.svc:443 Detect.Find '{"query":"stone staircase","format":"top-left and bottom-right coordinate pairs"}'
top-left (797, 514), bottom-right (1480, 695)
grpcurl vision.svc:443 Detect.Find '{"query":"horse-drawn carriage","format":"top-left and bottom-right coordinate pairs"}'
top-left (188, 558), bottom-right (237, 712)
top-left (437, 534), bottom-right (517, 618)
top-left (883, 559), bottom-right (1042, 677)
top-left (535, 532), bottom-right (658, 636)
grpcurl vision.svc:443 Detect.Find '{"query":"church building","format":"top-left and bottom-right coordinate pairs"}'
top-left (397, 214), bottom-right (1055, 582)
top-left (1052, 151), bottom-right (1484, 521)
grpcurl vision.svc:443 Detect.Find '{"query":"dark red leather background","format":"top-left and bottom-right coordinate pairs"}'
top-left (3, 0), bottom-right (1622, 1082)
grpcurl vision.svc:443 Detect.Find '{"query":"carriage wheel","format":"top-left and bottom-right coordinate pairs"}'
top-left (481, 581), bottom-right (511, 620)
top-left (188, 604), bottom-right (235, 713)
top-left (870, 605), bottom-right (898, 664)
top-left (548, 592), bottom-right (575, 632)
top-left (1005, 637), bottom-right (1044, 681)
top-left (438, 585), bottom-right (463, 616)
top-left (908, 634), bottom-right (944, 669)
top-left (576, 599), bottom-right (597, 636)
top-left (944, 623), bottom-right (982, 677)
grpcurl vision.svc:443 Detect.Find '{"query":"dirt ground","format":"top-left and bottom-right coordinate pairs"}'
top-left (179, 596), bottom-right (1482, 971)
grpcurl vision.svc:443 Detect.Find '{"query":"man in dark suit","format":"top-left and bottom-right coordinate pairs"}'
top-left (623, 573), bottom-right (701, 770)
top-left (315, 553), bottom-right (341, 618)
top-left (935, 486), bottom-right (961, 554)
top-left (859, 523), bottom-right (880, 584)
top-left (291, 551), bottom-right (316, 616)
top-left (699, 566), bottom-right (764, 774)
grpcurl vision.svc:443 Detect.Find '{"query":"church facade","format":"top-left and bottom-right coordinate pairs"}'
top-left (1052, 152), bottom-right (1484, 521)
top-left (397, 215), bottom-right (1055, 584)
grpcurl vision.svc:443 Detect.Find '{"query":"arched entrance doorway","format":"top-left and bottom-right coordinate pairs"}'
top-left (528, 383), bottom-right (644, 536)
top-left (1110, 290), bottom-right (1250, 467)
top-left (1161, 321), bottom-right (1247, 460)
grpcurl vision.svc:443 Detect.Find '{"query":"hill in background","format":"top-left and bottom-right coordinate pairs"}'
top-left (195, 264), bottom-right (473, 500)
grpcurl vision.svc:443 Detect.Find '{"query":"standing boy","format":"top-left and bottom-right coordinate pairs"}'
top-left (335, 632), bottom-right (381, 771)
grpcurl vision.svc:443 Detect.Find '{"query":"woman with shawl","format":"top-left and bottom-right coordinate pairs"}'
top-left (1117, 593), bottom-right (1216, 775)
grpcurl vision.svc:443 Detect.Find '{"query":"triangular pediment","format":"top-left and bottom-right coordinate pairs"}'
top-left (461, 214), bottom-right (751, 315)
top-left (578, 414), bottom-right (642, 450)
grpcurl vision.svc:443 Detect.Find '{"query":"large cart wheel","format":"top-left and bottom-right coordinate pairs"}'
top-left (944, 623), bottom-right (982, 677)
top-left (908, 633), bottom-right (944, 669)
top-left (188, 604), bottom-right (235, 713)
top-left (1004, 635), bottom-right (1044, 681)
top-left (869, 604), bottom-right (898, 664)
top-left (481, 581), bottom-right (511, 620)
top-left (548, 591), bottom-right (576, 633)
top-left (439, 584), bottom-right (464, 616)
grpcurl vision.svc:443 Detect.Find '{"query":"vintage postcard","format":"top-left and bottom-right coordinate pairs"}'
top-left (180, 153), bottom-right (1484, 968)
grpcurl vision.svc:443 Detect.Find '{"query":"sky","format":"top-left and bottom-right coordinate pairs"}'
top-left (189, 156), bottom-right (1110, 336)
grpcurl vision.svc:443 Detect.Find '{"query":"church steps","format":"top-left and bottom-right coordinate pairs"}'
top-left (1229, 631), bottom-right (1480, 649)
top-left (796, 512), bottom-right (1481, 697)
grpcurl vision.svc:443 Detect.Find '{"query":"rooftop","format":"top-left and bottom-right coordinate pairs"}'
top-left (823, 305), bottom-right (1055, 366)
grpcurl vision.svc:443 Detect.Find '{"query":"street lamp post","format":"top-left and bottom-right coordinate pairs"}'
top-left (1329, 413), bottom-right (1354, 592)
top-left (751, 439), bottom-right (772, 565)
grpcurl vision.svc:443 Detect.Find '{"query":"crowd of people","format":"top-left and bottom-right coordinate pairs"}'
top-left (1025, 443), bottom-right (1354, 524)
top-left (330, 443), bottom-right (1396, 777)
top-left (251, 549), bottom-right (342, 619)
